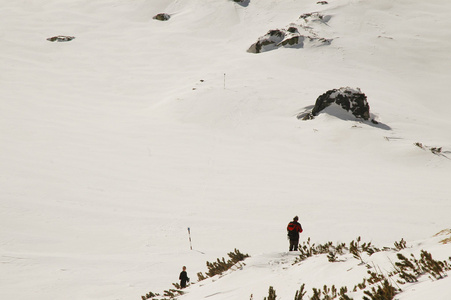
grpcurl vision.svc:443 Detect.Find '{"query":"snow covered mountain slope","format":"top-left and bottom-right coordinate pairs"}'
top-left (1, 0), bottom-right (450, 299)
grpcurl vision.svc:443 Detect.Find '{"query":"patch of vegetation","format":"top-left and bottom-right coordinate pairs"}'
top-left (141, 250), bottom-right (248, 300)
top-left (414, 142), bottom-right (448, 158)
top-left (394, 250), bottom-right (451, 283)
top-left (294, 237), bottom-right (380, 265)
top-left (294, 284), bottom-right (307, 300)
top-left (263, 286), bottom-right (277, 300)
top-left (197, 271), bottom-right (208, 282)
top-left (275, 234), bottom-right (451, 300)
top-left (294, 238), bottom-right (347, 263)
top-left (393, 238), bottom-right (407, 251)
top-left (291, 284), bottom-right (353, 300)
top-left (141, 291), bottom-right (157, 300)
top-left (312, 285), bottom-right (339, 300)
top-left (196, 248), bottom-right (249, 280)
top-left (434, 229), bottom-right (451, 244)
top-left (141, 288), bottom-right (184, 300)
top-left (366, 270), bottom-right (386, 285)
top-left (269, 283), bottom-right (352, 299)
top-left (349, 236), bottom-right (381, 264)
top-left (143, 233), bottom-right (451, 300)
top-left (362, 280), bottom-right (397, 300)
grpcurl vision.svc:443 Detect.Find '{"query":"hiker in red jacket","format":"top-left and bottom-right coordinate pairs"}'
top-left (287, 216), bottom-right (303, 251)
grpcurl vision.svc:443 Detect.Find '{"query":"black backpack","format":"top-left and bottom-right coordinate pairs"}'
top-left (287, 222), bottom-right (297, 238)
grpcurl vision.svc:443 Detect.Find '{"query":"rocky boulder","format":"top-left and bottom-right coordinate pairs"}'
top-left (300, 87), bottom-right (374, 121)
top-left (232, 0), bottom-right (250, 7)
top-left (153, 13), bottom-right (170, 21)
top-left (47, 35), bottom-right (75, 42)
top-left (248, 12), bottom-right (332, 53)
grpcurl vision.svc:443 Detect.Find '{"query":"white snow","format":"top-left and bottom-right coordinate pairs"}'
top-left (1, 0), bottom-right (451, 299)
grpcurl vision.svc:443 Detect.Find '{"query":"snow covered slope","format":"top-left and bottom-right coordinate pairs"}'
top-left (1, 0), bottom-right (450, 299)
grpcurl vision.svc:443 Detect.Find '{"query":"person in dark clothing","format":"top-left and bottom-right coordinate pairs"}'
top-left (179, 266), bottom-right (189, 288)
top-left (287, 216), bottom-right (303, 251)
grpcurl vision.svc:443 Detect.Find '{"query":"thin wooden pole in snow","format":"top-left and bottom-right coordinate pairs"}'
top-left (187, 227), bottom-right (193, 250)
top-left (224, 73), bottom-right (226, 89)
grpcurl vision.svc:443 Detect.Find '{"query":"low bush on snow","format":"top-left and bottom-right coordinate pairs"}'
top-left (142, 249), bottom-right (249, 300)
top-left (200, 248), bottom-right (250, 279)
top-left (393, 250), bottom-right (451, 282)
top-left (414, 142), bottom-right (450, 158)
top-left (294, 236), bottom-right (384, 264)
top-left (141, 236), bottom-right (451, 300)
top-left (268, 236), bottom-right (451, 300)
top-left (263, 286), bottom-right (277, 300)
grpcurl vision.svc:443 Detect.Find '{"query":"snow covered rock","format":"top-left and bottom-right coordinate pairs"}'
top-left (247, 13), bottom-right (331, 53)
top-left (300, 87), bottom-right (372, 121)
top-left (153, 13), bottom-right (170, 21)
top-left (247, 29), bottom-right (295, 53)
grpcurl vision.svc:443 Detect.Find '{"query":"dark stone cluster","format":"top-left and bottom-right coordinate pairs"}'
top-left (233, 0), bottom-right (250, 7)
top-left (47, 35), bottom-right (75, 42)
top-left (312, 88), bottom-right (370, 120)
top-left (153, 13), bottom-right (170, 21)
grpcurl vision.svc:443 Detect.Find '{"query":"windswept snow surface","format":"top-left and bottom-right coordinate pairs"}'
top-left (1, 0), bottom-right (450, 299)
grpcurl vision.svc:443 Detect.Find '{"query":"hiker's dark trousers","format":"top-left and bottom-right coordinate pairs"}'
top-left (289, 238), bottom-right (299, 251)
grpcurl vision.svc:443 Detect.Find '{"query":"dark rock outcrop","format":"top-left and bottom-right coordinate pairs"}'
top-left (153, 13), bottom-right (170, 21)
top-left (233, 0), bottom-right (250, 7)
top-left (299, 87), bottom-right (373, 121)
top-left (47, 36), bottom-right (75, 42)
top-left (248, 12), bottom-right (332, 53)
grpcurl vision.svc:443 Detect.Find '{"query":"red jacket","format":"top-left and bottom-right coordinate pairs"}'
top-left (287, 221), bottom-right (303, 237)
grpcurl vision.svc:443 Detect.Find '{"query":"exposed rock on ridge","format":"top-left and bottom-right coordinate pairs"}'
top-left (153, 13), bottom-right (170, 21)
top-left (47, 36), bottom-right (75, 42)
top-left (248, 12), bottom-right (332, 53)
top-left (299, 87), bottom-right (376, 122)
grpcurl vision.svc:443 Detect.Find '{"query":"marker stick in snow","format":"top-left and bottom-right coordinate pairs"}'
top-left (188, 227), bottom-right (193, 250)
